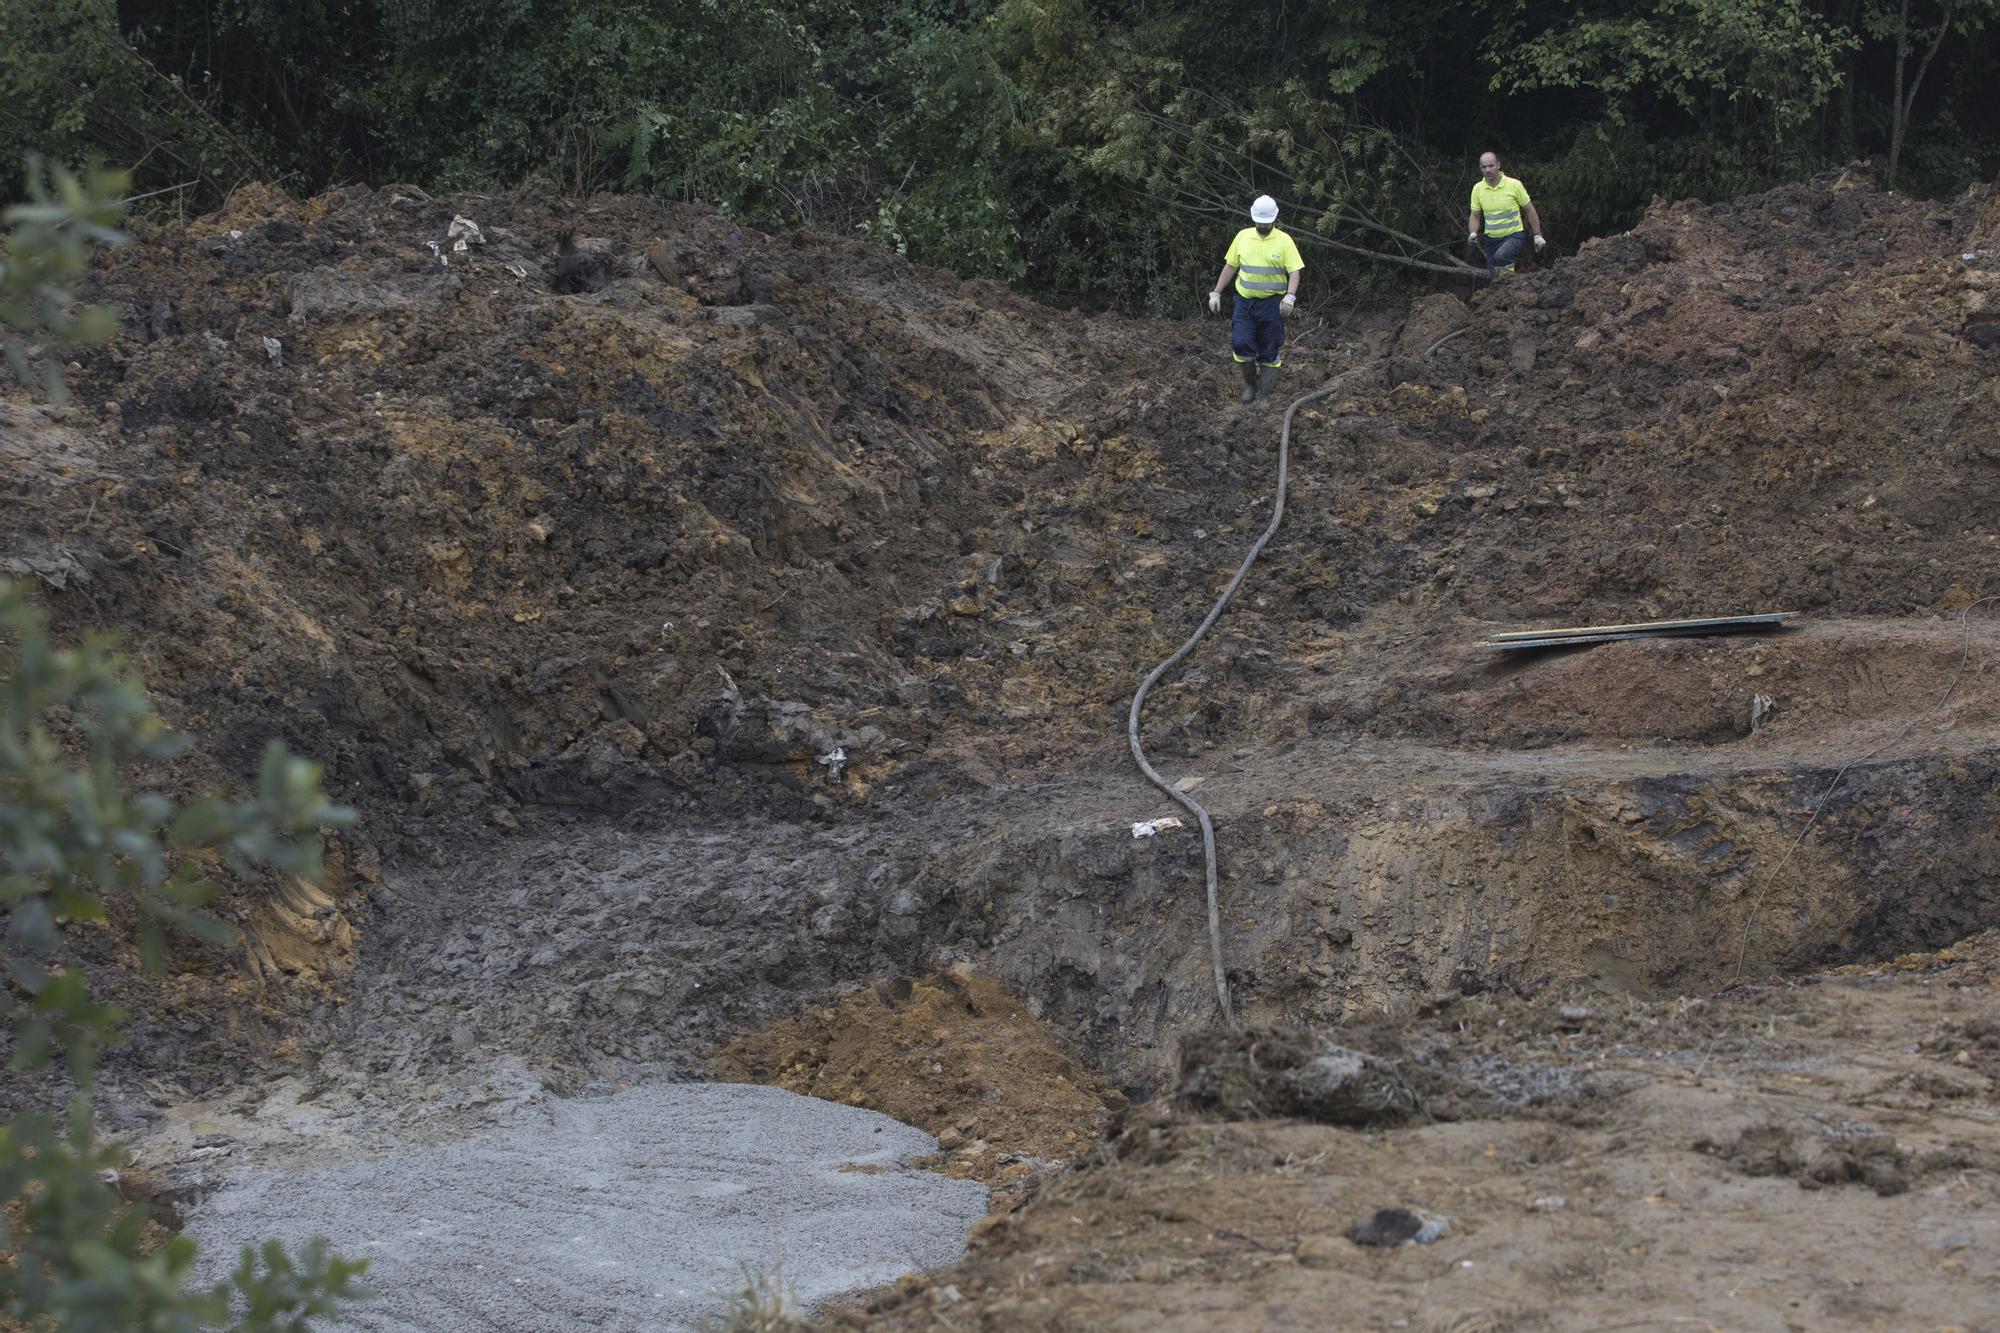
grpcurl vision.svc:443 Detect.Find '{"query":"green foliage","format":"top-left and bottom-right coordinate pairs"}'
top-left (0, 158), bottom-right (128, 404)
top-left (374, 0), bottom-right (860, 201)
top-left (1502, 0), bottom-right (1854, 160)
top-left (1891, 107), bottom-right (2000, 196)
top-left (1860, 0), bottom-right (2000, 187)
top-left (5, 0), bottom-right (2000, 302)
top-left (0, 578), bottom-right (366, 1328)
top-left (0, 0), bottom-right (274, 206)
top-left (1858, 0), bottom-right (2000, 76)
top-left (228, 1240), bottom-right (369, 1332)
top-left (1533, 119), bottom-right (1789, 240)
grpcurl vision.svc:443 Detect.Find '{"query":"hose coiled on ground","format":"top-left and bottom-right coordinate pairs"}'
top-left (1127, 375), bottom-right (1352, 1026)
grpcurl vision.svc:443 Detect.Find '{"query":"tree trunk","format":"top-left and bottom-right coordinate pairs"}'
top-left (1889, 0), bottom-right (1910, 188)
top-left (1888, 0), bottom-right (1959, 191)
top-left (1839, 0), bottom-right (1860, 158)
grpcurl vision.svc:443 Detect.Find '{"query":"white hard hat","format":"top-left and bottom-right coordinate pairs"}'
top-left (1249, 195), bottom-right (1279, 224)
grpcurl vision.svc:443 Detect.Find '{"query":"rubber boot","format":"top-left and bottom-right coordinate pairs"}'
top-left (1237, 361), bottom-right (1257, 403)
top-left (1256, 364), bottom-right (1278, 401)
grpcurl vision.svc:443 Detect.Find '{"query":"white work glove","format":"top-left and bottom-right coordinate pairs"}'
top-left (1533, 234), bottom-right (1547, 252)
top-left (1207, 290), bottom-right (1221, 314)
top-left (1467, 232), bottom-right (1480, 246)
top-left (1279, 293), bottom-right (1296, 315)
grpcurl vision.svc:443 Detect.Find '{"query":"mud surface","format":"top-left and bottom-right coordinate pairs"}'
top-left (3, 163), bottom-right (1999, 1327)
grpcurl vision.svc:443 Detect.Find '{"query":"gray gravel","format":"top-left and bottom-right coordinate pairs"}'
top-left (186, 1082), bottom-right (988, 1331)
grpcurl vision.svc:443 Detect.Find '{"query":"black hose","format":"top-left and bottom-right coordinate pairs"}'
top-left (1127, 374), bottom-right (1352, 1026)
top-left (1425, 326), bottom-right (1471, 357)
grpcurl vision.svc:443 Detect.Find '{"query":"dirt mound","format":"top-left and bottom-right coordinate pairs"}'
top-left (1364, 167), bottom-right (2000, 619)
top-left (711, 971), bottom-right (1120, 1199)
top-left (19, 166), bottom-right (1991, 852)
top-left (1698, 1120), bottom-right (1913, 1195)
top-left (40, 180), bottom-right (1100, 837)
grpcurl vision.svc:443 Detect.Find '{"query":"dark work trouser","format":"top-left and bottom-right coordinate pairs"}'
top-left (1230, 292), bottom-right (1285, 368)
top-left (1481, 231), bottom-right (1527, 277)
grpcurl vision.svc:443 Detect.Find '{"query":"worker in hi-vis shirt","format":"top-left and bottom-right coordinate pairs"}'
top-left (1467, 151), bottom-right (1545, 279)
top-left (1207, 194), bottom-right (1303, 402)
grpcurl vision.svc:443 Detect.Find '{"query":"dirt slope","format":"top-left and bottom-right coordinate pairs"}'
top-left (23, 168), bottom-right (1994, 845)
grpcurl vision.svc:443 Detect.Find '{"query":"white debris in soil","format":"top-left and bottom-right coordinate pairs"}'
top-left (447, 216), bottom-right (486, 253)
top-left (185, 1082), bottom-right (988, 1332)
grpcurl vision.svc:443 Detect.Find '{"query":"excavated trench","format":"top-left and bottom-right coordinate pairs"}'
top-left (8, 167), bottom-right (2000, 1325)
top-left (295, 656), bottom-right (2000, 1105)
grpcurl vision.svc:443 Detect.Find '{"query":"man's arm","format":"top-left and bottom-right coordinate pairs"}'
top-left (1467, 210), bottom-right (1481, 242)
top-left (1525, 201), bottom-right (1544, 238)
top-left (1208, 263), bottom-right (1236, 312)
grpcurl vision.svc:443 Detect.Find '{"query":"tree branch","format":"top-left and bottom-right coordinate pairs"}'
top-left (1158, 192), bottom-right (1477, 274)
top-left (1902, 1), bottom-right (1956, 121)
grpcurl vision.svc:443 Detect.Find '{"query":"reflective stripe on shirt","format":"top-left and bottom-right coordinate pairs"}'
top-left (1237, 263), bottom-right (1287, 293)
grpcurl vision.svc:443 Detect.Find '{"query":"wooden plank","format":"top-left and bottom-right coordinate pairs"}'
top-left (1483, 630), bottom-right (1712, 652)
top-left (1485, 611), bottom-right (1798, 643)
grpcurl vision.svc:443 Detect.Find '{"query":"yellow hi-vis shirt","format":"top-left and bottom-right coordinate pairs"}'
top-left (1470, 174), bottom-right (1531, 239)
top-left (1225, 226), bottom-right (1304, 300)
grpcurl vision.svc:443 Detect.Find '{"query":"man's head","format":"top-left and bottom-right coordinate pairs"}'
top-left (1479, 152), bottom-right (1503, 185)
top-left (1250, 194), bottom-right (1279, 234)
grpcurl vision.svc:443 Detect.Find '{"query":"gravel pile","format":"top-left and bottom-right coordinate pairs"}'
top-left (187, 1082), bottom-right (988, 1331)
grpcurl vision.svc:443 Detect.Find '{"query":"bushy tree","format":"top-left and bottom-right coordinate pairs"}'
top-left (0, 157), bottom-right (128, 403)
top-left (0, 579), bottom-right (369, 1329)
top-left (1, 167), bottom-right (366, 1331)
top-left (1865, 0), bottom-right (2000, 187)
top-left (1495, 0), bottom-right (1855, 221)
top-left (0, 0), bottom-right (273, 205)
top-left (8, 0), bottom-right (2000, 306)
top-left (1501, 0), bottom-right (1853, 153)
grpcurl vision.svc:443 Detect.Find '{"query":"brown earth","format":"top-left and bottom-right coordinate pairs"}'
top-left (711, 969), bottom-right (1122, 1204)
top-left (2, 163), bottom-right (1999, 1326)
top-left (839, 936), bottom-right (2000, 1332)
